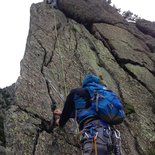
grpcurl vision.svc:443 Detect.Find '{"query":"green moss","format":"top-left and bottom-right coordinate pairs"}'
top-left (148, 148), bottom-right (155, 155)
top-left (71, 24), bottom-right (81, 33)
top-left (124, 103), bottom-right (135, 115)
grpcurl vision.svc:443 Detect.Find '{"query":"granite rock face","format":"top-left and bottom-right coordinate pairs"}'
top-left (1, 0), bottom-right (155, 154)
top-left (136, 19), bottom-right (155, 38)
top-left (57, 0), bottom-right (124, 24)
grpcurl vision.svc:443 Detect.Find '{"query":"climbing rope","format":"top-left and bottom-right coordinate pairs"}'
top-left (52, 7), bottom-right (81, 137)
top-left (93, 132), bottom-right (98, 155)
top-left (53, 7), bottom-right (68, 98)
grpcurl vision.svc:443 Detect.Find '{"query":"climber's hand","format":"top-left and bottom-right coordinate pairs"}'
top-left (53, 108), bottom-right (62, 116)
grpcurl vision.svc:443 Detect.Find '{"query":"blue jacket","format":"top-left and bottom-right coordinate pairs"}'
top-left (59, 74), bottom-right (105, 129)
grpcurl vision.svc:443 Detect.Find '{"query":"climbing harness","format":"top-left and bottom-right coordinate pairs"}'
top-left (80, 125), bottom-right (99, 155)
top-left (80, 122), bottom-right (123, 155)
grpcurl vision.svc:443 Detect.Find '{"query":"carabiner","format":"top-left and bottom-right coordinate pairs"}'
top-left (114, 129), bottom-right (121, 139)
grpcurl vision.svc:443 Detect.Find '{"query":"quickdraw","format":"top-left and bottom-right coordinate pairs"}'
top-left (112, 129), bottom-right (122, 155)
top-left (81, 126), bottom-right (99, 155)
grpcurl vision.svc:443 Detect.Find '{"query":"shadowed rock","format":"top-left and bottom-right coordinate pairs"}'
top-left (1, 1), bottom-right (155, 155)
top-left (58, 0), bottom-right (124, 24)
top-left (136, 19), bottom-right (155, 38)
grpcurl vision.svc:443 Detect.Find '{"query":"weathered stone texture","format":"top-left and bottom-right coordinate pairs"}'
top-left (1, 0), bottom-right (155, 155)
top-left (58, 0), bottom-right (124, 24)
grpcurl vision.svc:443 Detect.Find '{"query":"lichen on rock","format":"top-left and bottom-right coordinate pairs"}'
top-left (1, 1), bottom-right (155, 155)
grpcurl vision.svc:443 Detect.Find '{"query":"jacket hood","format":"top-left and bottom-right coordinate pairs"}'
top-left (82, 73), bottom-right (101, 87)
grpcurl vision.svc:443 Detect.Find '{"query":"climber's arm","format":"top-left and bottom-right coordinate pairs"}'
top-left (59, 90), bottom-right (75, 128)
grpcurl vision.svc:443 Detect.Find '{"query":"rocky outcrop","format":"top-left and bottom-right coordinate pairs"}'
top-left (2, 0), bottom-right (155, 154)
top-left (57, 0), bottom-right (124, 24)
top-left (136, 19), bottom-right (155, 38)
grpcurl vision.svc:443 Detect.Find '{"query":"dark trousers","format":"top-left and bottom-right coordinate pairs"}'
top-left (81, 120), bottom-right (114, 155)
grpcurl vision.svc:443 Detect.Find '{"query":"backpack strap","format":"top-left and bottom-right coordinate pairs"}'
top-left (91, 90), bottom-right (104, 112)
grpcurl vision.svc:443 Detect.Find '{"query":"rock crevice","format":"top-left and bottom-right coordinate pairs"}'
top-left (1, 1), bottom-right (155, 155)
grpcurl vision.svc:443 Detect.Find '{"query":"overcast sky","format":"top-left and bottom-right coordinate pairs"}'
top-left (0, 0), bottom-right (155, 88)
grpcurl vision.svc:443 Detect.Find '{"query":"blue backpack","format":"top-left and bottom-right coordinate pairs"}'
top-left (83, 82), bottom-right (125, 125)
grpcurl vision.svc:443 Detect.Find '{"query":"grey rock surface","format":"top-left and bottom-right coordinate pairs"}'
top-left (1, 0), bottom-right (155, 154)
